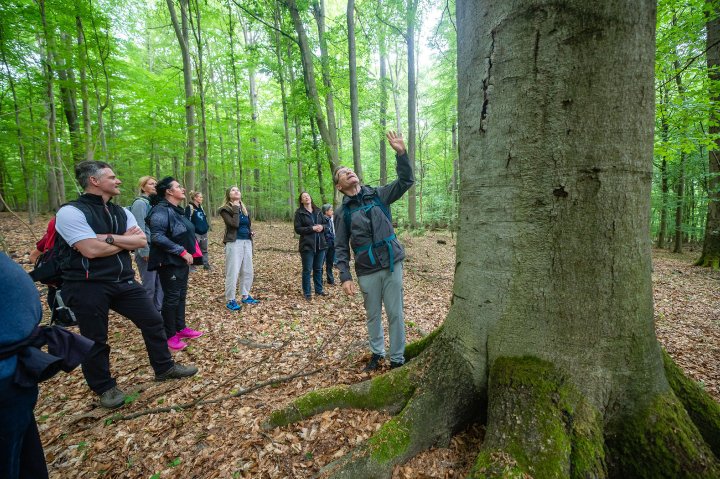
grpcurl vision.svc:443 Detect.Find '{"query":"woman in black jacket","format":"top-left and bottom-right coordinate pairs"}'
top-left (293, 191), bottom-right (327, 300)
top-left (148, 177), bottom-right (204, 351)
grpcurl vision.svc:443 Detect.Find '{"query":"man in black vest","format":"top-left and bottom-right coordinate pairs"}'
top-left (55, 161), bottom-right (198, 409)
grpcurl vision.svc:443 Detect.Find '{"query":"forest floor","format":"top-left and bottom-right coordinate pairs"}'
top-left (1, 212), bottom-right (718, 479)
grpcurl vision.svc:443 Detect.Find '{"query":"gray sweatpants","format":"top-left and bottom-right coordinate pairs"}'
top-left (357, 261), bottom-right (405, 364)
top-left (224, 239), bottom-right (254, 301)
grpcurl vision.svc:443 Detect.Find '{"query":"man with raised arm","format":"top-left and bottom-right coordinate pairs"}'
top-left (333, 131), bottom-right (415, 371)
top-left (55, 160), bottom-right (198, 409)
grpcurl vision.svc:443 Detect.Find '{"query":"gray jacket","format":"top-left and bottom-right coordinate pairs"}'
top-left (129, 195), bottom-right (151, 257)
top-left (334, 152), bottom-right (415, 282)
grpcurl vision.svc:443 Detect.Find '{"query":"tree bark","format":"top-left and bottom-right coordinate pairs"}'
top-left (241, 18), bottom-right (261, 214)
top-left (167, 0), bottom-right (196, 192)
top-left (657, 87), bottom-right (671, 249)
top-left (406, 0), bottom-right (418, 228)
top-left (76, 15), bottom-right (93, 161)
top-left (190, 0), bottom-right (210, 206)
top-left (379, 31), bottom-right (388, 186)
top-left (284, 0), bottom-right (339, 177)
top-left (311, 0), bottom-right (340, 167)
top-left (39, 0), bottom-right (65, 210)
top-left (266, 1), bottom-right (720, 477)
top-left (347, 0), bottom-right (362, 181)
top-left (273, 4), bottom-right (295, 217)
top-left (226, 0), bottom-right (243, 189)
top-left (698, 6), bottom-right (720, 268)
top-left (54, 33), bottom-right (82, 165)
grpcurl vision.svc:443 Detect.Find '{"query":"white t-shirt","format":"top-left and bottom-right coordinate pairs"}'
top-left (55, 204), bottom-right (138, 246)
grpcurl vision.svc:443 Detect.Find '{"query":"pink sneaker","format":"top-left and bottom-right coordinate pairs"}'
top-left (167, 335), bottom-right (187, 351)
top-left (177, 327), bottom-right (204, 339)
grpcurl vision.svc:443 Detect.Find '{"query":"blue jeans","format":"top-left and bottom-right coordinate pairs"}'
top-left (0, 377), bottom-right (49, 479)
top-left (325, 245), bottom-right (336, 284)
top-left (300, 249), bottom-right (326, 297)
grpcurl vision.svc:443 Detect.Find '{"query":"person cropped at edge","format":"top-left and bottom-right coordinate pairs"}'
top-left (333, 131), bottom-right (414, 371)
top-left (322, 203), bottom-right (336, 285)
top-left (294, 191), bottom-right (328, 300)
top-left (130, 176), bottom-right (164, 311)
top-left (54, 160), bottom-right (198, 409)
top-left (185, 190), bottom-right (212, 271)
top-left (1, 252), bottom-right (93, 479)
top-left (147, 177), bottom-right (205, 351)
top-left (219, 186), bottom-right (259, 311)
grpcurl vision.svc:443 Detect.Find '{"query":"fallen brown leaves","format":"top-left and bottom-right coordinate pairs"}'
top-left (1, 213), bottom-right (718, 478)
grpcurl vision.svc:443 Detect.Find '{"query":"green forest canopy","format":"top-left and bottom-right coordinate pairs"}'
top-left (0, 0), bottom-right (717, 248)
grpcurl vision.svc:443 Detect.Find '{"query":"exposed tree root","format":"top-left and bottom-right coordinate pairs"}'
top-left (663, 350), bottom-right (720, 457)
top-left (694, 254), bottom-right (720, 269)
top-left (469, 357), bottom-right (606, 478)
top-left (266, 339), bottom-right (720, 478)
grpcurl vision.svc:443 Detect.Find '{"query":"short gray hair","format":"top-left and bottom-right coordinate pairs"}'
top-left (75, 160), bottom-right (112, 189)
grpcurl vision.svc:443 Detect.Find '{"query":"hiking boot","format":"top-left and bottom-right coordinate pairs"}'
top-left (155, 363), bottom-right (199, 381)
top-left (177, 327), bottom-right (203, 339)
top-left (363, 353), bottom-right (384, 372)
top-left (167, 335), bottom-right (187, 351)
top-left (316, 291), bottom-right (328, 297)
top-left (226, 299), bottom-right (241, 311)
top-left (390, 361), bottom-right (404, 369)
top-left (203, 265), bottom-right (213, 271)
top-left (99, 386), bottom-right (126, 409)
top-left (241, 295), bottom-right (260, 305)
top-left (304, 295), bottom-right (312, 302)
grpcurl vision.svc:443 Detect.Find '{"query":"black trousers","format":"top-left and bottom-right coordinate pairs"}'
top-left (157, 264), bottom-right (189, 339)
top-left (62, 279), bottom-right (174, 394)
top-left (0, 377), bottom-right (48, 479)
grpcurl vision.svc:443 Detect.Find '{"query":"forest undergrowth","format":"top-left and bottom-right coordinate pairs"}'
top-left (0, 212), bottom-right (717, 478)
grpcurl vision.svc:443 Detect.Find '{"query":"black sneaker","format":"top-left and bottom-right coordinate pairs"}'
top-left (155, 363), bottom-right (199, 381)
top-left (363, 353), bottom-right (384, 372)
top-left (390, 361), bottom-right (404, 369)
top-left (99, 386), bottom-right (126, 409)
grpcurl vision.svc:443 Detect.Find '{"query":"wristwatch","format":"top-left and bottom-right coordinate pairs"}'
top-left (105, 235), bottom-right (114, 245)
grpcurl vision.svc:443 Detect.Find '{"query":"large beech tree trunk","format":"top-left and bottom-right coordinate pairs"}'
top-left (698, 9), bottom-right (720, 268)
top-left (266, 1), bottom-right (720, 478)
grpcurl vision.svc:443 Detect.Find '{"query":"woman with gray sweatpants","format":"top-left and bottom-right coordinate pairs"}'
top-left (218, 186), bottom-right (259, 311)
top-left (130, 176), bottom-right (163, 311)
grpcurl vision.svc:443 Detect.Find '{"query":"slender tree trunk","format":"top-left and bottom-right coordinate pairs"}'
top-left (347, 0), bottom-right (362, 181)
top-left (388, 50), bottom-right (403, 134)
top-left (76, 15), bottom-right (93, 161)
top-left (273, 5), bottom-right (295, 217)
top-left (241, 18), bottom-right (261, 214)
top-left (285, 0), bottom-right (339, 178)
top-left (167, 0), bottom-right (196, 191)
top-left (39, 0), bottom-right (65, 210)
top-left (657, 89), bottom-right (670, 249)
top-left (698, 6), bottom-right (720, 267)
top-left (406, 0), bottom-right (418, 228)
top-left (86, 3), bottom-right (110, 159)
top-left (311, 117), bottom-right (326, 204)
top-left (311, 0), bottom-right (340, 164)
top-left (286, 42), bottom-right (304, 192)
top-left (226, 0), bottom-right (243, 189)
top-left (55, 33), bottom-right (82, 165)
top-left (379, 32), bottom-right (388, 186)
top-left (190, 0), bottom-right (209, 206)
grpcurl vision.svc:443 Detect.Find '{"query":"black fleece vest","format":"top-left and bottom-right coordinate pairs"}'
top-left (61, 194), bottom-right (134, 282)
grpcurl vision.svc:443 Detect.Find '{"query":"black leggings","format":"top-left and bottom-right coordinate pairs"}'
top-left (157, 264), bottom-right (189, 339)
